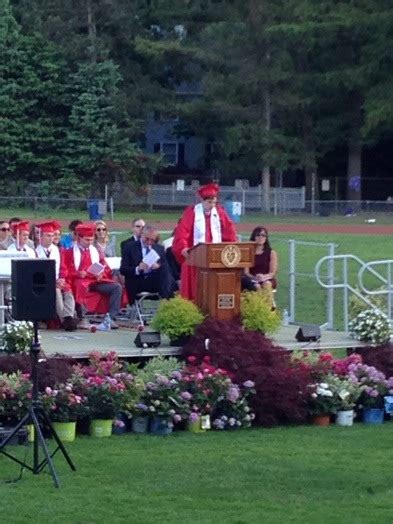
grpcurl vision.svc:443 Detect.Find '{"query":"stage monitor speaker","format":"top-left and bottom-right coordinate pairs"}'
top-left (11, 259), bottom-right (56, 321)
top-left (295, 324), bottom-right (321, 342)
top-left (134, 331), bottom-right (161, 348)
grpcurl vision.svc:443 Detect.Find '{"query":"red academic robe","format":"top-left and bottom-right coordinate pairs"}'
top-left (60, 245), bottom-right (114, 312)
top-left (172, 204), bottom-right (237, 301)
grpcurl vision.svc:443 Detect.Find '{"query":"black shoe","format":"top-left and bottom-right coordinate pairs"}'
top-left (63, 316), bottom-right (78, 332)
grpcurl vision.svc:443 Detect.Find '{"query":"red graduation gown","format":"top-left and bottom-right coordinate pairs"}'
top-left (172, 204), bottom-right (237, 301)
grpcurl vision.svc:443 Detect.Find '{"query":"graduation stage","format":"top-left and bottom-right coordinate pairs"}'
top-left (39, 324), bottom-right (369, 360)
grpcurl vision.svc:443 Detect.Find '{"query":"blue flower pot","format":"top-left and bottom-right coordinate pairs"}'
top-left (132, 416), bottom-right (149, 434)
top-left (363, 408), bottom-right (384, 425)
top-left (149, 417), bottom-right (173, 436)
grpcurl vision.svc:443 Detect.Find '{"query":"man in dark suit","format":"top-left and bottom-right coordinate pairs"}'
top-left (120, 224), bottom-right (175, 305)
top-left (120, 217), bottom-right (145, 257)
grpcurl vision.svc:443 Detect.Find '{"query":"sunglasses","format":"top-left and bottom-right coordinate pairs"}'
top-left (96, 227), bottom-right (107, 232)
top-left (134, 224), bottom-right (144, 228)
top-left (1, 227), bottom-right (10, 232)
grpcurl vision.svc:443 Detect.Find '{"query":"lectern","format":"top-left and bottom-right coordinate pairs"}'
top-left (187, 242), bottom-right (255, 320)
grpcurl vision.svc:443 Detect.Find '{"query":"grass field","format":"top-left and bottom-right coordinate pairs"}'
top-left (2, 206), bottom-right (393, 226)
top-left (1, 425), bottom-right (393, 523)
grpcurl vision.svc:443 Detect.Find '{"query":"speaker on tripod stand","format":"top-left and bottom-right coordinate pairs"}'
top-left (0, 259), bottom-right (75, 488)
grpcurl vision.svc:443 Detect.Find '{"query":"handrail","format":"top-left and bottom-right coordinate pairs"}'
top-left (315, 254), bottom-right (389, 331)
top-left (358, 260), bottom-right (393, 320)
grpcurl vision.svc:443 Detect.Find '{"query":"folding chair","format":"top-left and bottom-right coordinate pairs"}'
top-left (133, 292), bottom-right (160, 326)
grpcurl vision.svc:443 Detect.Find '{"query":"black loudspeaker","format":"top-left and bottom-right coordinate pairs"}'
top-left (11, 259), bottom-right (56, 321)
top-left (134, 331), bottom-right (161, 348)
top-left (295, 324), bottom-right (321, 342)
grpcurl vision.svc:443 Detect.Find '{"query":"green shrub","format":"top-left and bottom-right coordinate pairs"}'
top-left (135, 356), bottom-right (184, 383)
top-left (151, 295), bottom-right (205, 340)
top-left (240, 291), bottom-right (281, 335)
top-left (348, 288), bottom-right (387, 319)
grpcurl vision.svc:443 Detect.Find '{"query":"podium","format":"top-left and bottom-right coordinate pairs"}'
top-left (187, 242), bottom-right (255, 320)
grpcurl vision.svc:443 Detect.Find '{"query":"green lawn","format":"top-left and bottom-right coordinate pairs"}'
top-left (2, 205), bottom-right (393, 225)
top-left (1, 425), bottom-right (393, 523)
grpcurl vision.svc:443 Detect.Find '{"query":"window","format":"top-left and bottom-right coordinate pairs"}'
top-left (153, 143), bottom-right (179, 165)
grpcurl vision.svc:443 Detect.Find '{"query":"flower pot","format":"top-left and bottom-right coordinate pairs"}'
top-left (312, 414), bottom-right (330, 426)
top-left (169, 335), bottom-right (191, 347)
top-left (131, 415), bottom-right (149, 434)
top-left (336, 410), bottom-right (354, 427)
top-left (363, 408), bottom-right (384, 425)
top-left (149, 417), bottom-right (173, 436)
top-left (53, 421), bottom-right (76, 442)
top-left (187, 416), bottom-right (206, 433)
top-left (89, 419), bottom-right (113, 438)
top-left (26, 424), bottom-right (35, 442)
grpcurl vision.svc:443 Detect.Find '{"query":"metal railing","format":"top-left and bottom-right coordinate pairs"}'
top-left (315, 254), bottom-right (393, 331)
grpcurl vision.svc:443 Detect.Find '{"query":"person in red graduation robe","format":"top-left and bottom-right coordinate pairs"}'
top-left (172, 183), bottom-right (237, 301)
top-left (60, 223), bottom-right (122, 326)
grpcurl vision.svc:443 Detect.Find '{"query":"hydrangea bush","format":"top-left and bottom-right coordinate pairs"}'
top-left (0, 321), bottom-right (34, 354)
top-left (348, 309), bottom-right (391, 345)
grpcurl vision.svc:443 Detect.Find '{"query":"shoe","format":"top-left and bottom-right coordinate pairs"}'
top-left (78, 318), bottom-right (91, 330)
top-left (62, 316), bottom-right (75, 331)
top-left (110, 320), bottom-right (119, 330)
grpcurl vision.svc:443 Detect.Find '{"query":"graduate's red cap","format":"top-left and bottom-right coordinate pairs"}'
top-left (75, 223), bottom-right (96, 237)
top-left (197, 183), bottom-right (220, 199)
top-left (11, 221), bottom-right (29, 234)
top-left (37, 221), bottom-right (55, 234)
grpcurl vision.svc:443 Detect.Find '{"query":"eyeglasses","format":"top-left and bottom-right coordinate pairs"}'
top-left (255, 233), bottom-right (267, 237)
top-left (1, 227), bottom-right (10, 232)
top-left (96, 228), bottom-right (107, 232)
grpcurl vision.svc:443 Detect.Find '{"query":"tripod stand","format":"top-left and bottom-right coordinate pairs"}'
top-left (0, 321), bottom-right (76, 487)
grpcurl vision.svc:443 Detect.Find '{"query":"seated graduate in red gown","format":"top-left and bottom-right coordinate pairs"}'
top-left (60, 223), bottom-right (122, 329)
top-left (172, 183), bottom-right (237, 301)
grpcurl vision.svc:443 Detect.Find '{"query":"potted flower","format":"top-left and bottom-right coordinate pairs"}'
top-left (179, 356), bottom-right (255, 431)
top-left (326, 374), bottom-right (362, 426)
top-left (41, 379), bottom-right (88, 442)
top-left (0, 321), bottom-right (34, 354)
top-left (0, 371), bottom-right (32, 425)
top-left (151, 295), bottom-right (204, 346)
top-left (348, 309), bottom-right (391, 345)
top-left (139, 373), bottom-right (190, 435)
top-left (347, 363), bottom-right (393, 424)
top-left (307, 378), bottom-right (338, 425)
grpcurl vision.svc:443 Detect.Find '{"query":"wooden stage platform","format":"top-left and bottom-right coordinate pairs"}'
top-left (39, 324), bottom-right (368, 360)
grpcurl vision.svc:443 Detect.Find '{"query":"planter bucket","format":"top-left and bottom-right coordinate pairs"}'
top-left (336, 410), bottom-right (354, 427)
top-left (363, 408), bottom-right (384, 425)
top-left (169, 335), bottom-right (190, 347)
top-left (89, 419), bottom-right (113, 438)
top-left (312, 415), bottom-right (330, 426)
top-left (53, 421), bottom-right (76, 442)
top-left (131, 416), bottom-right (149, 434)
top-left (149, 417), bottom-right (173, 436)
top-left (188, 416), bottom-right (206, 433)
top-left (26, 424), bottom-right (35, 443)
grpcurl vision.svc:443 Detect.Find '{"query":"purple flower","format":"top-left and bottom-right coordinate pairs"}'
top-left (114, 419), bottom-right (125, 428)
top-left (136, 403), bottom-right (148, 411)
top-left (155, 375), bottom-right (170, 386)
top-left (243, 380), bottom-right (255, 389)
top-left (171, 371), bottom-right (182, 381)
top-left (227, 386), bottom-right (240, 403)
top-left (189, 412), bottom-right (200, 423)
top-left (181, 391), bottom-right (192, 401)
top-left (173, 414), bottom-right (182, 423)
top-left (213, 418), bottom-right (225, 429)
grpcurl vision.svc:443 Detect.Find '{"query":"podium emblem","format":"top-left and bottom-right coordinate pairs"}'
top-left (221, 245), bottom-right (241, 267)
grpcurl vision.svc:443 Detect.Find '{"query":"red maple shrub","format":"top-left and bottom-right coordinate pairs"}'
top-left (0, 354), bottom-right (75, 390)
top-left (181, 318), bottom-right (312, 426)
top-left (357, 342), bottom-right (393, 378)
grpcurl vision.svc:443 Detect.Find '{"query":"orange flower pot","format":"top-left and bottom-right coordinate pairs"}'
top-left (313, 414), bottom-right (331, 426)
